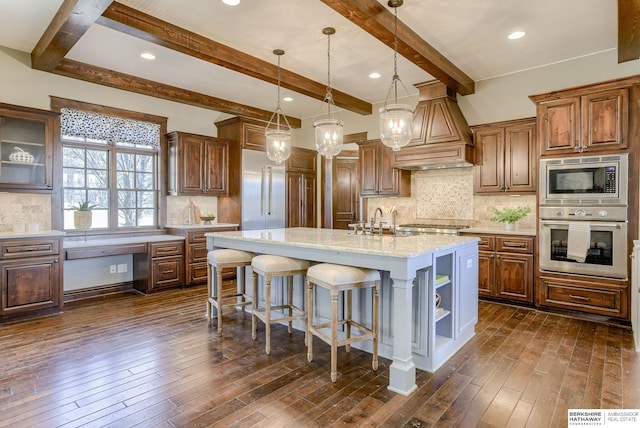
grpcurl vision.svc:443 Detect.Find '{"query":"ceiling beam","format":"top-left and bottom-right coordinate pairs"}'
top-left (618, 0), bottom-right (640, 63)
top-left (96, 2), bottom-right (372, 116)
top-left (53, 59), bottom-right (302, 127)
top-left (31, 0), bottom-right (114, 71)
top-left (320, 0), bottom-right (475, 96)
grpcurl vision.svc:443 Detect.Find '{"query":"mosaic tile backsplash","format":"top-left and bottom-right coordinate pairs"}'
top-left (0, 193), bottom-right (52, 232)
top-left (368, 167), bottom-right (537, 229)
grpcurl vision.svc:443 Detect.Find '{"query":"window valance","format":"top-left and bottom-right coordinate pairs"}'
top-left (61, 108), bottom-right (160, 147)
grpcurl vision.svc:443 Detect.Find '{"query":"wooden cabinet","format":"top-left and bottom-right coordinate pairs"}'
top-left (358, 139), bottom-right (410, 197)
top-left (286, 147), bottom-right (316, 228)
top-left (462, 232), bottom-right (534, 304)
top-left (134, 240), bottom-right (184, 293)
top-left (537, 273), bottom-right (628, 320)
top-left (531, 85), bottom-right (629, 156)
top-left (167, 131), bottom-right (229, 196)
top-left (0, 102), bottom-right (58, 192)
top-left (167, 225), bottom-right (239, 285)
top-left (472, 118), bottom-right (536, 194)
top-left (0, 236), bottom-right (63, 321)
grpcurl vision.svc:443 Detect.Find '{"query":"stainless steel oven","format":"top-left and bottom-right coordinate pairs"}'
top-left (539, 206), bottom-right (628, 279)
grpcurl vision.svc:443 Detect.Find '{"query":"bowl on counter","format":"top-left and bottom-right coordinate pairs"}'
top-left (200, 215), bottom-right (216, 225)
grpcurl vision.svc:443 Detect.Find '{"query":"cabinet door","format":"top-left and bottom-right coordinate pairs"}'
top-left (477, 251), bottom-right (495, 297)
top-left (179, 135), bottom-right (206, 194)
top-left (1, 257), bottom-right (60, 316)
top-left (0, 108), bottom-right (57, 192)
top-left (473, 127), bottom-right (504, 193)
top-left (378, 144), bottom-right (401, 195)
top-left (359, 142), bottom-right (378, 196)
top-left (581, 88), bottom-right (628, 152)
top-left (302, 172), bottom-right (316, 227)
top-left (495, 253), bottom-right (533, 303)
top-left (151, 257), bottom-right (184, 290)
top-left (504, 121), bottom-right (536, 193)
top-left (204, 139), bottom-right (228, 195)
top-left (538, 97), bottom-right (580, 156)
top-left (287, 172), bottom-right (303, 227)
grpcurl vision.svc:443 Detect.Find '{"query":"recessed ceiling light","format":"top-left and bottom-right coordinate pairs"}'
top-left (283, 96), bottom-right (293, 102)
top-left (140, 52), bottom-right (156, 60)
top-left (369, 72), bottom-right (381, 79)
top-left (508, 31), bottom-right (526, 40)
top-left (223, 0), bottom-right (240, 5)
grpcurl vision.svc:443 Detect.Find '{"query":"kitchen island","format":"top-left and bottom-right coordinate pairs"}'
top-left (206, 227), bottom-right (479, 396)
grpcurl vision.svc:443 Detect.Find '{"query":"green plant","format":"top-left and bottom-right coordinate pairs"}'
top-left (489, 206), bottom-right (531, 224)
top-left (71, 201), bottom-right (97, 211)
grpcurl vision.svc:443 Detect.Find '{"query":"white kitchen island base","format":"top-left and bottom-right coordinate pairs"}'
top-left (206, 227), bottom-right (479, 395)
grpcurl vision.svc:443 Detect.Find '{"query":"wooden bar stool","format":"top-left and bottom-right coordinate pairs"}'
top-left (251, 255), bottom-right (309, 355)
top-left (207, 249), bottom-right (255, 333)
top-left (306, 263), bottom-right (380, 382)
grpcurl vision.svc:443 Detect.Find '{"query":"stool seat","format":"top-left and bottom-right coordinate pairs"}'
top-left (306, 263), bottom-right (380, 382)
top-left (252, 255), bottom-right (309, 355)
top-left (207, 249), bottom-right (255, 334)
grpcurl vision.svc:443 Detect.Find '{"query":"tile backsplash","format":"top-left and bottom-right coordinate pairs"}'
top-left (0, 193), bottom-right (52, 232)
top-left (166, 196), bottom-right (218, 226)
top-left (368, 167), bottom-right (537, 229)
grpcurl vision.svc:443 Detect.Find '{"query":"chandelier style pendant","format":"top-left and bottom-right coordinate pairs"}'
top-left (265, 49), bottom-right (292, 164)
top-left (379, 0), bottom-right (414, 151)
top-left (313, 27), bottom-right (343, 159)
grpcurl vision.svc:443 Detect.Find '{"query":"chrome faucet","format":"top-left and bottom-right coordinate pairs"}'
top-left (371, 207), bottom-right (384, 235)
top-left (390, 207), bottom-right (398, 235)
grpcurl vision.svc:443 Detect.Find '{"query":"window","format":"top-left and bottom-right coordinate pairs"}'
top-left (60, 108), bottom-right (161, 232)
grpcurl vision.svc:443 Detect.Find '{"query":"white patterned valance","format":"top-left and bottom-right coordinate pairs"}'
top-left (61, 108), bottom-right (160, 147)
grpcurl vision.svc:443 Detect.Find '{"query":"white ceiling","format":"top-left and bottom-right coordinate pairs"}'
top-left (0, 0), bottom-right (618, 121)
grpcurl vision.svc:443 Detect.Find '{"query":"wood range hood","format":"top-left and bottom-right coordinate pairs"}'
top-left (390, 80), bottom-right (474, 170)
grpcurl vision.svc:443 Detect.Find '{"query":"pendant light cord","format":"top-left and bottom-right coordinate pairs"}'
top-left (325, 30), bottom-right (333, 117)
top-left (392, 6), bottom-right (399, 103)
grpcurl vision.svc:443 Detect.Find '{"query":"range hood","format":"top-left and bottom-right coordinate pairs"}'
top-left (390, 81), bottom-right (474, 170)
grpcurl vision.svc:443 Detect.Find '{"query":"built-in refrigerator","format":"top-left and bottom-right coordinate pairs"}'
top-left (241, 149), bottom-right (286, 230)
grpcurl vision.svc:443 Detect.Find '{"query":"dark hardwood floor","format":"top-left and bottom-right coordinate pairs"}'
top-left (0, 285), bottom-right (638, 427)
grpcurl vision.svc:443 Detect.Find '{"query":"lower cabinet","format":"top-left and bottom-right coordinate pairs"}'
top-left (463, 232), bottom-right (534, 304)
top-left (134, 240), bottom-right (185, 293)
top-left (0, 237), bottom-right (63, 321)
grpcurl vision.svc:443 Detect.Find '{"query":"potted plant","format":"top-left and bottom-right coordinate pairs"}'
top-left (71, 201), bottom-right (97, 230)
top-left (489, 206), bottom-right (531, 230)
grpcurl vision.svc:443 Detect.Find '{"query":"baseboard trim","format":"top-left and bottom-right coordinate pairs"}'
top-left (64, 281), bottom-right (139, 302)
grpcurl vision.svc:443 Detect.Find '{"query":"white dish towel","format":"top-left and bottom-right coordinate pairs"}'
top-left (567, 222), bottom-right (591, 263)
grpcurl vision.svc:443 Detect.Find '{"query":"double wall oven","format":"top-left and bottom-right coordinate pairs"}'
top-left (538, 154), bottom-right (628, 279)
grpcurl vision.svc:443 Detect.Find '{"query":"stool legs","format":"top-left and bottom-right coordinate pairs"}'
top-left (206, 264), bottom-right (213, 323)
top-left (216, 266), bottom-right (224, 333)
top-left (252, 270), bottom-right (258, 341)
top-left (306, 278), bottom-right (313, 361)
top-left (264, 275), bottom-right (272, 355)
top-left (330, 289), bottom-right (339, 382)
top-left (373, 284), bottom-right (379, 371)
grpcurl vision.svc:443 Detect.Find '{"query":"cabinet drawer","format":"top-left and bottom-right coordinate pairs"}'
top-left (151, 257), bottom-right (183, 289)
top-left (150, 241), bottom-right (184, 258)
top-left (189, 243), bottom-right (208, 263)
top-left (188, 231), bottom-right (207, 243)
top-left (540, 277), bottom-right (625, 317)
top-left (66, 243), bottom-right (146, 260)
top-left (496, 237), bottom-right (534, 254)
top-left (474, 235), bottom-right (495, 251)
top-left (190, 262), bottom-right (208, 284)
top-left (1, 239), bottom-right (60, 259)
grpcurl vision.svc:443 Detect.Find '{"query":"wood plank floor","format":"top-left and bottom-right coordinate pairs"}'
top-left (0, 285), bottom-right (638, 427)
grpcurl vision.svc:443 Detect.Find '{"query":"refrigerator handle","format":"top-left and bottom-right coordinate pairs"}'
top-left (267, 167), bottom-right (273, 215)
top-left (260, 166), bottom-right (266, 216)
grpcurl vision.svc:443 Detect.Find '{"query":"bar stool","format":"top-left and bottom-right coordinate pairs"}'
top-left (306, 263), bottom-right (380, 382)
top-left (251, 255), bottom-right (309, 355)
top-left (207, 249), bottom-right (255, 333)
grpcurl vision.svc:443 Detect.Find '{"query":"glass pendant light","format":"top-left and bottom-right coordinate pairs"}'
top-left (265, 49), bottom-right (291, 164)
top-left (379, 0), bottom-right (414, 151)
top-left (313, 27), bottom-right (343, 159)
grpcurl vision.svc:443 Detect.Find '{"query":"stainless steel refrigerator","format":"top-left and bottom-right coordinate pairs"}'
top-left (241, 149), bottom-right (286, 230)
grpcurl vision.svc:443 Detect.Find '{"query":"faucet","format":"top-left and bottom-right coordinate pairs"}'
top-left (371, 207), bottom-right (384, 235)
top-left (390, 207), bottom-right (398, 235)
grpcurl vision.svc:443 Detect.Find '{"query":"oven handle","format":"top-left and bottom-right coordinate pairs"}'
top-left (541, 221), bottom-right (623, 229)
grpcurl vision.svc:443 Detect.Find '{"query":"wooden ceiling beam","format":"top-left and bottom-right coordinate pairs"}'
top-left (96, 2), bottom-right (372, 115)
top-left (320, 0), bottom-right (475, 96)
top-left (53, 59), bottom-right (302, 128)
top-left (618, 0), bottom-right (640, 63)
top-left (31, 0), bottom-right (114, 71)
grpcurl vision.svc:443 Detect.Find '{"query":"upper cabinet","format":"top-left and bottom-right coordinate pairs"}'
top-left (472, 118), bottom-right (536, 195)
top-left (0, 103), bottom-right (58, 192)
top-left (530, 80), bottom-right (633, 157)
top-left (167, 131), bottom-right (229, 196)
top-left (358, 139), bottom-right (410, 197)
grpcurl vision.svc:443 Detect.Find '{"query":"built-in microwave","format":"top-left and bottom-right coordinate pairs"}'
top-left (539, 154), bottom-right (628, 206)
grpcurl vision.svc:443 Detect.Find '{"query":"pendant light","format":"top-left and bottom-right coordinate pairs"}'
top-left (313, 27), bottom-right (343, 159)
top-left (265, 49), bottom-right (292, 164)
top-left (379, 0), bottom-right (413, 151)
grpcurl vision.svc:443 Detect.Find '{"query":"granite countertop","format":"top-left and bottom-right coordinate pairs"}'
top-left (64, 234), bottom-right (185, 249)
top-left (0, 230), bottom-right (66, 240)
top-left (206, 227), bottom-right (479, 258)
top-left (165, 223), bottom-right (239, 230)
top-left (463, 227), bottom-right (536, 236)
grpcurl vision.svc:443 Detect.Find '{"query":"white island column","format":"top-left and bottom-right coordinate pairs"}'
top-left (388, 274), bottom-right (418, 395)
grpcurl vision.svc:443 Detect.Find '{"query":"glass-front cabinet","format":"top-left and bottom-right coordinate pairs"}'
top-left (0, 103), bottom-right (59, 192)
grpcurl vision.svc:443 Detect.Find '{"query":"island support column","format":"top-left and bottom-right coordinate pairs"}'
top-left (388, 276), bottom-right (418, 395)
